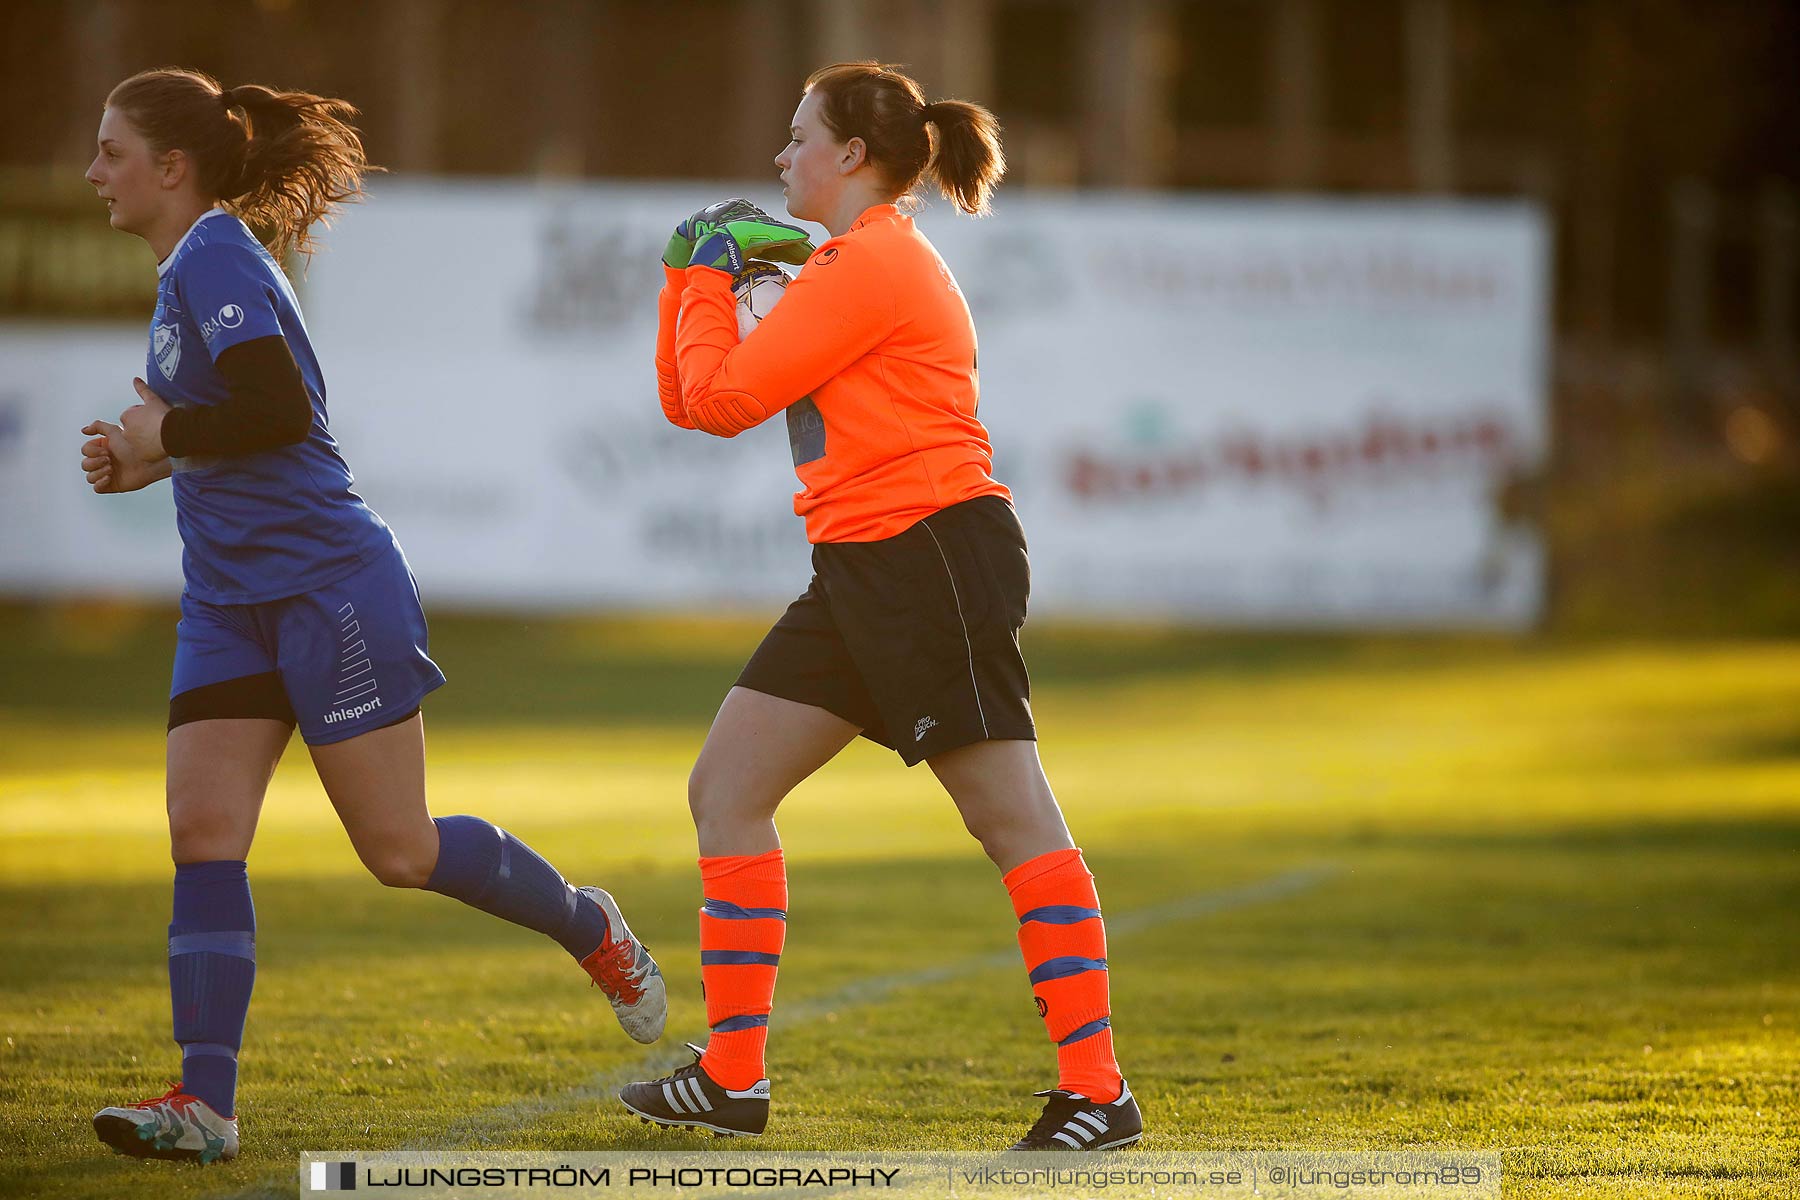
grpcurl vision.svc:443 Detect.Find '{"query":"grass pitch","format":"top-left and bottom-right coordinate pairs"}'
top-left (0, 607), bottom-right (1796, 1198)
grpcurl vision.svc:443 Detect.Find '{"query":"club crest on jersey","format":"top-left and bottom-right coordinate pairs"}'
top-left (153, 323), bottom-right (180, 380)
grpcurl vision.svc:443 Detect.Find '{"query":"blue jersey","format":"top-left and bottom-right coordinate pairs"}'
top-left (150, 209), bottom-right (391, 604)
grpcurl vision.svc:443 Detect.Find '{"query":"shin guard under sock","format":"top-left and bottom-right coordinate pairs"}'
top-left (1004, 847), bottom-right (1123, 1103)
top-left (170, 860), bottom-right (255, 1116)
top-left (425, 815), bottom-right (610, 959)
top-left (697, 849), bottom-right (787, 1090)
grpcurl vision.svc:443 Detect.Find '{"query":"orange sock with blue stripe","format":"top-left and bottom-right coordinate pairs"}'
top-left (697, 848), bottom-right (787, 1090)
top-left (1005, 847), bottom-right (1123, 1103)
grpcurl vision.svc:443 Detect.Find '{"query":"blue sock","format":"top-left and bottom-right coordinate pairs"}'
top-left (169, 860), bottom-right (255, 1117)
top-left (425, 815), bottom-right (610, 960)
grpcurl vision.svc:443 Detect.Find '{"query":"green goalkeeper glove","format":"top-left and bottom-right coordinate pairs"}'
top-left (684, 203), bottom-right (815, 275)
top-left (664, 197), bottom-right (764, 269)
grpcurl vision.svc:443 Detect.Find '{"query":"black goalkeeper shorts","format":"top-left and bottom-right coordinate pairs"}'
top-left (736, 495), bottom-right (1037, 767)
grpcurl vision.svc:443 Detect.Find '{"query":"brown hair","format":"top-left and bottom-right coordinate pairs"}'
top-left (106, 68), bottom-right (377, 259)
top-left (803, 62), bottom-right (1006, 217)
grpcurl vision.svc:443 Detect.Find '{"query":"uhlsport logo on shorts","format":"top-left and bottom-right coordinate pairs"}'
top-left (323, 695), bottom-right (383, 725)
top-left (309, 1160), bottom-right (357, 1190)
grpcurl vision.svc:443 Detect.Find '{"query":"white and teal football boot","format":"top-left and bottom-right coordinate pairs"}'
top-left (93, 1084), bottom-right (239, 1164)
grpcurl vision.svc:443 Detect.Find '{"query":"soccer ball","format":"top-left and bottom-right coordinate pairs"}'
top-left (734, 265), bottom-right (790, 338)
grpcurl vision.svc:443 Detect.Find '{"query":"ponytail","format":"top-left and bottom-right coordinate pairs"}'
top-left (221, 83), bottom-right (374, 260)
top-left (107, 68), bottom-right (378, 260)
top-left (805, 62), bottom-right (1007, 217)
top-left (920, 100), bottom-right (1006, 217)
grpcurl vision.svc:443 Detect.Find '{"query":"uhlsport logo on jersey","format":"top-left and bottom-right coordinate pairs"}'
top-left (201, 303), bottom-right (245, 343)
top-left (308, 1160), bottom-right (357, 1190)
top-left (153, 323), bottom-right (180, 380)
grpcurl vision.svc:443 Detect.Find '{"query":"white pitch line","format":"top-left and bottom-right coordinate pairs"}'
top-left (213, 864), bottom-right (1336, 1198)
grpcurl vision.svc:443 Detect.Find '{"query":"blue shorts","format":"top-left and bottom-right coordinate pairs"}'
top-left (170, 542), bottom-right (447, 746)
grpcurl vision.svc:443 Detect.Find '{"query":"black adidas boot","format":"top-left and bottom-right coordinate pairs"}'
top-left (619, 1042), bottom-right (769, 1137)
top-left (1010, 1080), bottom-right (1143, 1150)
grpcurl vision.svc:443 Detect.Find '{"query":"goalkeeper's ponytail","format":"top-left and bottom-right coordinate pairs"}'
top-left (804, 62), bottom-right (1007, 217)
top-left (919, 100), bottom-right (1006, 217)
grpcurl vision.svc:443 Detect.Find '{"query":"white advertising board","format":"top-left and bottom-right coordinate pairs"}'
top-left (1, 181), bottom-right (1548, 626)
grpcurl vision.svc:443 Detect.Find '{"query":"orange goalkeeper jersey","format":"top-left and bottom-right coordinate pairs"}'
top-left (655, 202), bottom-right (1010, 544)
